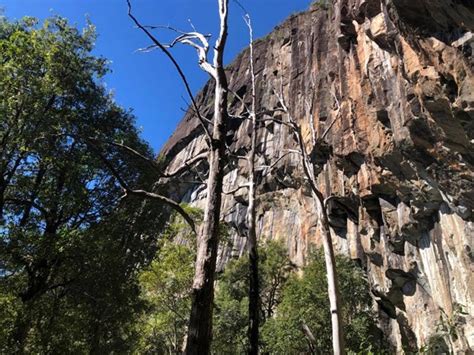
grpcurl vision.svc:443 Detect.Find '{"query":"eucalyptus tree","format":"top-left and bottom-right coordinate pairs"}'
top-left (272, 89), bottom-right (346, 354)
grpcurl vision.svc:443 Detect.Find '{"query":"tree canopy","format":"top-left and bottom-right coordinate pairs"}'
top-left (0, 16), bottom-right (166, 353)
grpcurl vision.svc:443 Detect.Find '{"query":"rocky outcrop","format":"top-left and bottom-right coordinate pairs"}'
top-left (161, 0), bottom-right (474, 352)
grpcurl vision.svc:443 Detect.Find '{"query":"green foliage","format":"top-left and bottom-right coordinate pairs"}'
top-left (212, 243), bottom-right (386, 353)
top-left (0, 14), bottom-right (390, 354)
top-left (0, 292), bottom-right (20, 351)
top-left (136, 207), bottom-right (203, 354)
top-left (135, 231), bottom-right (386, 354)
top-left (212, 240), bottom-right (294, 353)
top-left (213, 256), bottom-right (249, 354)
top-left (161, 203), bottom-right (203, 248)
top-left (261, 250), bottom-right (387, 354)
top-left (137, 243), bottom-right (195, 354)
top-left (0, 15), bottom-right (165, 353)
top-left (419, 304), bottom-right (468, 354)
top-left (259, 239), bottom-right (295, 321)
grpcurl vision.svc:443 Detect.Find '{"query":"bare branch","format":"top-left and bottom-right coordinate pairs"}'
top-left (86, 137), bottom-right (196, 233)
top-left (273, 85), bottom-right (326, 204)
top-left (258, 150), bottom-right (301, 178)
top-left (186, 1), bottom-right (230, 351)
top-left (273, 82), bottom-right (289, 112)
top-left (135, 44), bottom-right (159, 53)
top-left (274, 83), bottom-right (345, 352)
top-left (283, 149), bottom-right (303, 156)
top-left (188, 19), bottom-right (197, 32)
top-left (301, 320), bottom-right (317, 354)
top-left (305, 97), bottom-right (317, 146)
top-left (180, 96), bottom-right (213, 125)
top-left (125, 189), bottom-right (196, 234)
top-left (214, 0), bottom-right (229, 69)
top-left (320, 116), bottom-right (338, 141)
top-left (320, 91), bottom-right (341, 141)
top-left (127, 0), bottom-right (212, 144)
top-left (238, 8), bottom-right (262, 353)
top-left (228, 89), bottom-right (252, 116)
top-left (166, 31), bottom-right (216, 77)
top-left (259, 117), bottom-right (294, 129)
top-left (172, 180), bottom-right (206, 186)
top-left (162, 152), bottom-right (208, 178)
top-left (91, 138), bottom-right (161, 173)
top-left (231, 0), bottom-right (248, 14)
top-left (223, 183), bottom-right (250, 195)
top-left (228, 153), bottom-right (249, 161)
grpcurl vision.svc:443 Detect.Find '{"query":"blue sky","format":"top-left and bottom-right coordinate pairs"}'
top-left (1, 0), bottom-right (310, 152)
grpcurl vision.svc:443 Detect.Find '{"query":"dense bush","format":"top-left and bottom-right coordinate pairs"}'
top-left (261, 250), bottom-right (387, 353)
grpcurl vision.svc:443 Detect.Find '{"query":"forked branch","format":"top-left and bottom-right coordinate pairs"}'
top-left (127, 0), bottom-right (212, 143)
top-left (165, 29), bottom-right (216, 78)
top-left (86, 138), bottom-right (196, 233)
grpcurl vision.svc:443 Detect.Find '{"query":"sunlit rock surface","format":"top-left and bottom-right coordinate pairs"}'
top-left (160, 0), bottom-right (473, 351)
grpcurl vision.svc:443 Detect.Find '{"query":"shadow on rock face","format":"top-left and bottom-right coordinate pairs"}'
top-left (397, 313), bottom-right (418, 353)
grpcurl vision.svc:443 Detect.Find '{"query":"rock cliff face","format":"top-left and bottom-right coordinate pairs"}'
top-left (161, 0), bottom-right (474, 352)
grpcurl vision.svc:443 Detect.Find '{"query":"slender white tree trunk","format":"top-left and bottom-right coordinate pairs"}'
top-left (245, 13), bottom-right (260, 354)
top-left (277, 93), bottom-right (345, 355)
top-left (317, 196), bottom-right (344, 355)
top-left (302, 143), bottom-right (344, 355)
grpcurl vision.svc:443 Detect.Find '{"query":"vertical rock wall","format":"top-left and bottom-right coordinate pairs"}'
top-left (160, 0), bottom-right (474, 351)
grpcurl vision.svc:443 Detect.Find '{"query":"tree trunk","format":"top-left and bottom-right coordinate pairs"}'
top-left (185, 140), bottom-right (225, 354)
top-left (185, 2), bottom-right (229, 353)
top-left (246, 14), bottom-right (260, 354)
top-left (286, 108), bottom-right (345, 355)
top-left (9, 308), bottom-right (31, 354)
top-left (319, 205), bottom-right (345, 355)
top-left (247, 142), bottom-right (259, 354)
top-left (305, 162), bottom-right (345, 355)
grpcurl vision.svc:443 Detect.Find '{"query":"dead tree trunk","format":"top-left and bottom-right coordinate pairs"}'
top-left (223, 9), bottom-right (260, 351)
top-left (185, 1), bottom-right (229, 353)
top-left (243, 13), bottom-right (260, 355)
top-left (127, 0), bottom-right (230, 351)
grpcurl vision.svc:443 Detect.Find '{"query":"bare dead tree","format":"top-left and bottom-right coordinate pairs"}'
top-left (273, 85), bottom-right (345, 355)
top-left (242, 12), bottom-right (260, 355)
top-left (127, 1), bottom-right (344, 353)
top-left (127, 1), bottom-right (212, 145)
top-left (129, 1), bottom-right (230, 353)
top-left (218, 3), bottom-right (260, 350)
top-left (126, 1), bottom-right (232, 352)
